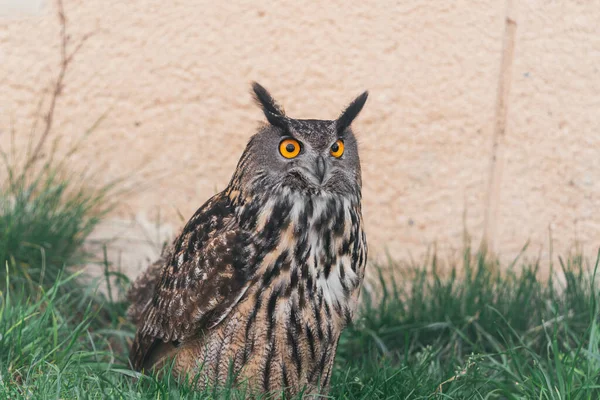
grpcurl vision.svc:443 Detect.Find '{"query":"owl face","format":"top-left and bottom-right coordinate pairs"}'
top-left (234, 83), bottom-right (368, 197)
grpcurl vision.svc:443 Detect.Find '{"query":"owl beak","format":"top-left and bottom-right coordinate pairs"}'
top-left (314, 155), bottom-right (327, 184)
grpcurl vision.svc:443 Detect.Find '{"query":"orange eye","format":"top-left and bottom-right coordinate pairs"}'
top-left (330, 140), bottom-right (344, 158)
top-left (279, 138), bottom-right (301, 159)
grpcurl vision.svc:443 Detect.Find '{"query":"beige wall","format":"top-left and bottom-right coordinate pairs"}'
top-left (1, 1), bottom-right (599, 277)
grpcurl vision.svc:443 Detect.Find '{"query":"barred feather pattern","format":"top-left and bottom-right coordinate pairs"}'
top-left (128, 176), bottom-right (366, 396)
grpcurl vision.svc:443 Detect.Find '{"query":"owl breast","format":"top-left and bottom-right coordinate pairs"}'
top-left (171, 188), bottom-right (367, 395)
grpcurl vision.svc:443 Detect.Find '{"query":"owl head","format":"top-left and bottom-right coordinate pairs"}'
top-left (230, 82), bottom-right (368, 198)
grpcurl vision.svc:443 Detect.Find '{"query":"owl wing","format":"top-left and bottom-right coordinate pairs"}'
top-left (129, 192), bottom-right (256, 370)
top-left (126, 242), bottom-right (174, 326)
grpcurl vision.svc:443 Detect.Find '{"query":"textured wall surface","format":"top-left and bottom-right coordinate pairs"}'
top-left (1, 1), bottom-right (599, 277)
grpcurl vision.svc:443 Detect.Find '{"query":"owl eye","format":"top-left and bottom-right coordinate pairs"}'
top-left (279, 138), bottom-right (301, 159)
top-left (330, 140), bottom-right (344, 158)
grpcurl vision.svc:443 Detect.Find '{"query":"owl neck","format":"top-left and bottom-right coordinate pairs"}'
top-left (228, 183), bottom-right (361, 233)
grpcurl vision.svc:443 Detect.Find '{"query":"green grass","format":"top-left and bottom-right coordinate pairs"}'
top-left (0, 159), bottom-right (114, 295)
top-left (334, 252), bottom-right (600, 399)
top-left (1, 248), bottom-right (599, 399)
top-left (1, 158), bottom-right (599, 399)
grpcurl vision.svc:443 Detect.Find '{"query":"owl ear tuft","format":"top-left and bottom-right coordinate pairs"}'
top-left (336, 91), bottom-right (368, 134)
top-left (251, 82), bottom-right (288, 129)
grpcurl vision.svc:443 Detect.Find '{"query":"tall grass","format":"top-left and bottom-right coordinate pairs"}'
top-left (1, 244), bottom-right (598, 399)
top-left (0, 161), bottom-right (114, 293)
top-left (333, 250), bottom-right (600, 398)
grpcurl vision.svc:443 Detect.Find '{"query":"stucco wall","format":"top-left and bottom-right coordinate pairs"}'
top-left (1, 0), bottom-right (599, 276)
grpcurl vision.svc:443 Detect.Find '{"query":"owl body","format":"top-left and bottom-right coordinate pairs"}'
top-left (128, 84), bottom-right (368, 397)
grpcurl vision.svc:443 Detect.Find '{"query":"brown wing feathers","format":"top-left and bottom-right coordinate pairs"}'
top-left (128, 193), bottom-right (255, 370)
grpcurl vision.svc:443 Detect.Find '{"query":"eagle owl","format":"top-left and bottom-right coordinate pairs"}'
top-left (127, 83), bottom-right (368, 397)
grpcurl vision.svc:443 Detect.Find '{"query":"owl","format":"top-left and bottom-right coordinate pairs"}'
top-left (127, 83), bottom-right (369, 397)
